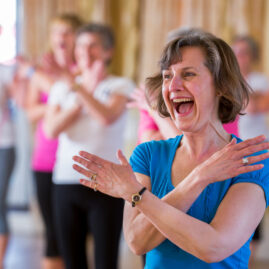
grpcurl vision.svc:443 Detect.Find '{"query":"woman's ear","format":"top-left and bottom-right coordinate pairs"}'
top-left (216, 90), bottom-right (222, 97)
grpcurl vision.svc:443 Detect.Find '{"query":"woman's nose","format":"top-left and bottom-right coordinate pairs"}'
top-left (169, 75), bottom-right (183, 91)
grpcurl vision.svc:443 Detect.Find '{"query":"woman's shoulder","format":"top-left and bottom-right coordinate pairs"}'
top-left (134, 135), bottom-right (182, 156)
top-left (130, 136), bottom-right (181, 176)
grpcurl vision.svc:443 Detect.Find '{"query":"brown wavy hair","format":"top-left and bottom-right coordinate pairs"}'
top-left (146, 28), bottom-right (251, 123)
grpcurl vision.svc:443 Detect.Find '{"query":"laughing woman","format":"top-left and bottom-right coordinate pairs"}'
top-left (73, 29), bottom-right (269, 268)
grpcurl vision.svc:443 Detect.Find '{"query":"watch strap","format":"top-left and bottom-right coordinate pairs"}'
top-left (139, 186), bottom-right (147, 196)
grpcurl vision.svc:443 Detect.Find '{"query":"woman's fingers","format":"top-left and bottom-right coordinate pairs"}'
top-left (238, 151), bottom-right (269, 166)
top-left (228, 138), bottom-right (237, 146)
top-left (80, 178), bottom-right (103, 190)
top-left (80, 178), bottom-right (112, 196)
top-left (73, 163), bottom-right (94, 178)
top-left (73, 155), bottom-right (100, 171)
top-left (237, 163), bottom-right (264, 175)
top-left (117, 149), bottom-right (129, 166)
top-left (80, 178), bottom-right (93, 188)
top-left (234, 135), bottom-right (266, 150)
top-left (239, 142), bottom-right (269, 158)
top-left (78, 151), bottom-right (107, 167)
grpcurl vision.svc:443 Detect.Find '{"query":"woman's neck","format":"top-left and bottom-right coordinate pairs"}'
top-left (180, 121), bottom-right (231, 160)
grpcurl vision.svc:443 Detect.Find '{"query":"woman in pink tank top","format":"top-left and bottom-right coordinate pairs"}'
top-left (26, 14), bottom-right (82, 269)
top-left (31, 92), bottom-right (58, 172)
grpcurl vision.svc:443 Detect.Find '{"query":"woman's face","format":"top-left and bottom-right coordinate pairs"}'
top-left (162, 46), bottom-right (219, 132)
top-left (232, 40), bottom-right (252, 73)
top-left (50, 22), bottom-right (75, 55)
top-left (75, 33), bottom-right (112, 70)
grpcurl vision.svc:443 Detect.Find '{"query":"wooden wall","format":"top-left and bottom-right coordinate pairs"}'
top-left (20, 0), bottom-right (269, 82)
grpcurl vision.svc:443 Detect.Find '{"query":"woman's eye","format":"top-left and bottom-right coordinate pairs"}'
top-left (183, 72), bottom-right (195, 78)
top-left (163, 73), bottom-right (171, 79)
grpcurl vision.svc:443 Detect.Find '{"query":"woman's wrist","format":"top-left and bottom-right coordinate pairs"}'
top-left (123, 182), bottom-right (145, 204)
top-left (190, 166), bottom-right (211, 190)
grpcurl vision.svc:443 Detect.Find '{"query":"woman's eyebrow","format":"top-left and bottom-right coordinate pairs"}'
top-left (181, 66), bottom-right (197, 71)
top-left (162, 66), bottom-right (198, 72)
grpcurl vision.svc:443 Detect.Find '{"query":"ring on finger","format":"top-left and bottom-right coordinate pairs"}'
top-left (93, 182), bottom-right (98, 192)
top-left (242, 157), bottom-right (249, 165)
top-left (90, 173), bottom-right (97, 182)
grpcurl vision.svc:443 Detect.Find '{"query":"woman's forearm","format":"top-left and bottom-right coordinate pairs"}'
top-left (124, 169), bottom-right (209, 254)
top-left (76, 87), bottom-right (127, 125)
top-left (135, 189), bottom-right (222, 262)
top-left (44, 105), bottom-right (81, 138)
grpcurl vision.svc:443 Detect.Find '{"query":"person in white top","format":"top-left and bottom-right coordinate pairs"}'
top-left (232, 35), bottom-right (269, 263)
top-left (233, 36), bottom-right (269, 140)
top-left (44, 23), bottom-right (134, 269)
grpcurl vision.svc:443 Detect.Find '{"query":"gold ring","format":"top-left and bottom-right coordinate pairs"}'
top-left (91, 174), bottom-right (97, 181)
top-left (93, 182), bottom-right (98, 192)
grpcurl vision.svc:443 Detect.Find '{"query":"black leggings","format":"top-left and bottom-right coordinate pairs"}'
top-left (34, 171), bottom-right (60, 257)
top-left (53, 184), bottom-right (123, 269)
top-left (0, 147), bottom-right (15, 234)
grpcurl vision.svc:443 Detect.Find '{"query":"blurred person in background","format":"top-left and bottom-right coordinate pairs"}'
top-left (232, 35), bottom-right (269, 263)
top-left (44, 23), bottom-right (134, 269)
top-left (26, 13), bottom-right (83, 269)
top-left (128, 84), bottom-right (180, 143)
top-left (0, 60), bottom-right (16, 269)
top-left (128, 29), bottom-right (183, 144)
top-left (0, 23), bottom-right (32, 269)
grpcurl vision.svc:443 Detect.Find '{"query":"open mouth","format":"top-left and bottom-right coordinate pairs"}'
top-left (172, 98), bottom-right (194, 115)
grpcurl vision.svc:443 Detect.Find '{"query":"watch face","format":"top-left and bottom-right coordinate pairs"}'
top-left (133, 194), bottom-right (140, 202)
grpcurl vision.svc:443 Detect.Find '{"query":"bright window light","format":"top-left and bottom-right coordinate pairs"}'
top-left (0, 0), bottom-right (17, 63)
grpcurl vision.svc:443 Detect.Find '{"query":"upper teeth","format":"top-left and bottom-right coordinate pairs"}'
top-left (173, 98), bottom-right (192, 103)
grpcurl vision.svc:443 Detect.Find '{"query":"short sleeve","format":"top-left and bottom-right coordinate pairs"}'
top-left (231, 157), bottom-right (269, 207)
top-left (48, 81), bottom-right (69, 105)
top-left (129, 142), bottom-right (151, 176)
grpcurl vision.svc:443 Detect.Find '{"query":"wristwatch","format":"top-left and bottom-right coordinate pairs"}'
top-left (131, 187), bottom-right (147, 207)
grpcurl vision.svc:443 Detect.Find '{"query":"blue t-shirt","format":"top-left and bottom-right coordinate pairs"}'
top-left (129, 135), bottom-right (269, 269)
